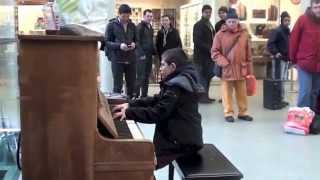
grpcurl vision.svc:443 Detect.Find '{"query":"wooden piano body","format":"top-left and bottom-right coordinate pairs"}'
top-left (18, 35), bottom-right (155, 180)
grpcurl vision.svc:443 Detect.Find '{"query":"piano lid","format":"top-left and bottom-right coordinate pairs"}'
top-left (97, 90), bottom-right (118, 138)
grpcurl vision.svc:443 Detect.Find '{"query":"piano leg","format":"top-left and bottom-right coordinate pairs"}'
top-left (168, 163), bottom-right (174, 180)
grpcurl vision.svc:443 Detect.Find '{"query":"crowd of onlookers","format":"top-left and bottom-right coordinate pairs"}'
top-left (105, 0), bottom-right (320, 123)
top-left (108, 0), bottom-right (320, 174)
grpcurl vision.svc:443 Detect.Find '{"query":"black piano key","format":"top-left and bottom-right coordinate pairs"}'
top-left (114, 120), bottom-right (133, 139)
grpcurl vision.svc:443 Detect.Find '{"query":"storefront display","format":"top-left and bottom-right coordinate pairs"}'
top-left (180, 1), bottom-right (201, 56)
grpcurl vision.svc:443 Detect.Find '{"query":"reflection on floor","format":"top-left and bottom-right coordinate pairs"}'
top-left (0, 170), bottom-right (7, 179)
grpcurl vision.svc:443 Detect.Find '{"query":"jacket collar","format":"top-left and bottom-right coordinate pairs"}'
top-left (141, 20), bottom-right (152, 29)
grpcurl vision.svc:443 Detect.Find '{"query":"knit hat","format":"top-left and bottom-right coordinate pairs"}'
top-left (226, 8), bottom-right (239, 19)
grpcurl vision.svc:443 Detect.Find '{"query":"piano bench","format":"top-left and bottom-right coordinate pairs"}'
top-left (168, 144), bottom-right (243, 180)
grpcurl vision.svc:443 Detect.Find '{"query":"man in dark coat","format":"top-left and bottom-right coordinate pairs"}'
top-left (135, 9), bottom-right (155, 98)
top-left (267, 11), bottom-right (291, 108)
top-left (193, 4), bottom-right (216, 103)
top-left (105, 4), bottom-right (137, 98)
top-left (113, 48), bottom-right (204, 170)
top-left (156, 15), bottom-right (182, 57)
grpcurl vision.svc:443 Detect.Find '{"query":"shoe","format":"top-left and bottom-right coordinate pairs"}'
top-left (208, 97), bottom-right (216, 102)
top-left (238, 115), bottom-right (253, 121)
top-left (218, 99), bottom-right (222, 103)
top-left (199, 96), bottom-right (213, 104)
top-left (225, 116), bottom-right (235, 123)
top-left (281, 101), bottom-right (289, 106)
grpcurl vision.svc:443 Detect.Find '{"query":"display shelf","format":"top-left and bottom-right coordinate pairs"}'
top-left (17, 0), bottom-right (48, 5)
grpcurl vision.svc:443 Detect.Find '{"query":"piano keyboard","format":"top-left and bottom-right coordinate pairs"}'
top-left (114, 120), bottom-right (144, 140)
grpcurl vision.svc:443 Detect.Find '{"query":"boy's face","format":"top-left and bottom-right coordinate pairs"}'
top-left (119, 13), bottom-right (131, 22)
top-left (160, 60), bottom-right (175, 79)
top-left (218, 11), bottom-right (227, 20)
top-left (282, 17), bottom-right (291, 27)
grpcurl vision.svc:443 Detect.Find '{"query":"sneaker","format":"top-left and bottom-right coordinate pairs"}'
top-left (225, 116), bottom-right (235, 123)
top-left (238, 115), bottom-right (253, 121)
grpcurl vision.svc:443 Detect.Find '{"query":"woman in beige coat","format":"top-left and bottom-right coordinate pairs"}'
top-left (211, 9), bottom-right (253, 122)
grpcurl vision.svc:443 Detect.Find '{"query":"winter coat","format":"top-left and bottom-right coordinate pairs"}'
top-left (156, 27), bottom-right (182, 57)
top-left (289, 8), bottom-right (320, 73)
top-left (267, 25), bottom-right (290, 61)
top-left (211, 25), bottom-right (253, 81)
top-left (193, 18), bottom-right (216, 66)
top-left (105, 18), bottom-right (137, 63)
top-left (125, 64), bottom-right (204, 155)
top-left (136, 21), bottom-right (155, 58)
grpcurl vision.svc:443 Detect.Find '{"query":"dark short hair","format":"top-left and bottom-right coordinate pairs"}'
top-left (202, 5), bottom-right (212, 12)
top-left (311, 0), bottom-right (320, 6)
top-left (161, 48), bottom-right (189, 68)
top-left (143, 9), bottom-right (152, 16)
top-left (118, 4), bottom-right (131, 14)
top-left (218, 6), bottom-right (228, 13)
top-left (161, 15), bottom-right (171, 20)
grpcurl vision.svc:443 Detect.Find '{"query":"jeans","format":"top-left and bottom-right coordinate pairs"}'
top-left (111, 62), bottom-right (136, 98)
top-left (271, 59), bottom-right (289, 80)
top-left (135, 55), bottom-right (153, 97)
top-left (297, 67), bottom-right (320, 110)
top-left (272, 59), bottom-right (289, 101)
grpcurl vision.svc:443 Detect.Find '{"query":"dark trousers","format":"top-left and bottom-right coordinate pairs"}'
top-left (111, 62), bottom-right (136, 98)
top-left (136, 55), bottom-right (153, 97)
top-left (155, 151), bottom-right (184, 170)
top-left (196, 61), bottom-right (215, 98)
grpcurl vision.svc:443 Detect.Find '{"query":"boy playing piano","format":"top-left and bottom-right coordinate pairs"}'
top-left (113, 48), bottom-right (204, 169)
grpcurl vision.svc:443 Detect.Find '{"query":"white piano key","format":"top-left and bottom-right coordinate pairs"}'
top-left (0, 128), bottom-right (20, 133)
top-left (126, 120), bottom-right (144, 139)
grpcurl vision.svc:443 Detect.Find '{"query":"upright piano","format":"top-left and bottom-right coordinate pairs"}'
top-left (18, 34), bottom-right (155, 180)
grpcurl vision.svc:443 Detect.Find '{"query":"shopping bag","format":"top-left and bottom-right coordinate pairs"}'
top-left (284, 107), bottom-right (315, 135)
top-left (245, 75), bottom-right (257, 96)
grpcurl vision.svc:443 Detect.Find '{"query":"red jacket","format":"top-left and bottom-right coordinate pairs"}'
top-left (289, 9), bottom-right (320, 73)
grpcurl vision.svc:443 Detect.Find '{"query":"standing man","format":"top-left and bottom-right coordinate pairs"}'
top-left (289, 0), bottom-right (320, 110)
top-left (156, 15), bottom-right (182, 57)
top-left (215, 6), bottom-right (228, 32)
top-left (193, 5), bottom-right (216, 103)
top-left (105, 4), bottom-right (137, 99)
top-left (267, 11), bottom-right (291, 107)
top-left (135, 9), bottom-right (155, 98)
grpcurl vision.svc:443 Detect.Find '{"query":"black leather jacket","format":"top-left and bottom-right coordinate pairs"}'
top-left (105, 18), bottom-right (137, 63)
